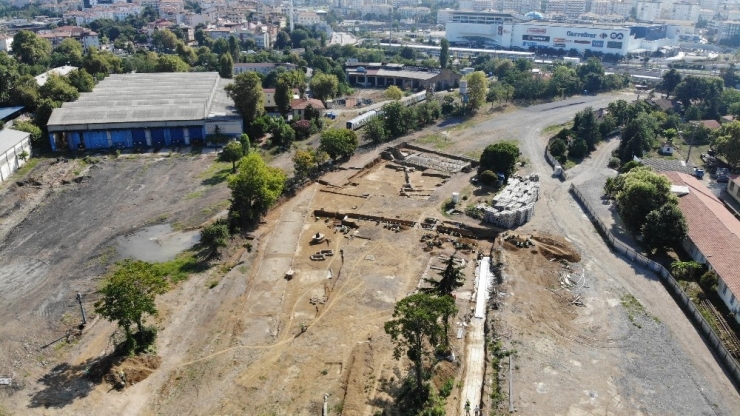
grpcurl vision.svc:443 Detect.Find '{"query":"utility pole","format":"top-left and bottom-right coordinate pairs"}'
top-left (76, 292), bottom-right (87, 327)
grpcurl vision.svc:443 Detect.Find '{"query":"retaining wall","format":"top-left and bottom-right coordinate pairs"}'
top-left (570, 184), bottom-right (740, 387)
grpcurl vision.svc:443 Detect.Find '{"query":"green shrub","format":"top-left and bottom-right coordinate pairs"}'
top-left (569, 139), bottom-right (588, 159)
top-left (549, 138), bottom-right (567, 157)
top-left (479, 170), bottom-right (498, 186)
top-left (608, 157), bottom-right (621, 169)
top-left (201, 220), bottom-right (230, 253)
top-left (699, 271), bottom-right (718, 291)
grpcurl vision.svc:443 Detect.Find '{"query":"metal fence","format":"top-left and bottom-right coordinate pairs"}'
top-left (570, 183), bottom-right (740, 386)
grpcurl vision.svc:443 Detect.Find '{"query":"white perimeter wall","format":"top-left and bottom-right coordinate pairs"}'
top-left (0, 133), bottom-right (31, 182)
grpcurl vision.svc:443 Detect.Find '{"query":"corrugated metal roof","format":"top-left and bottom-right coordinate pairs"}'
top-left (0, 106), bottom-right (25, 121)
top-left (0, 128), bottom-right (31, 156)
top-left (47, 72), bottom-right (236, 132)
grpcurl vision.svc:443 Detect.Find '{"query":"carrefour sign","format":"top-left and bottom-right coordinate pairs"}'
top-left (567, 31), bottom-right (597, 38)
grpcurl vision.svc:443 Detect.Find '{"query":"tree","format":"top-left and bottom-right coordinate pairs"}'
top-left (569, 139), bottom-right (588, 158)
top-left (66, 69), bottom-right (95, 92)
top-left (228, 35), bottom-right (240, 61)
top-left (439, 38), bottom-right (449, 69)
top-left (34, 98), bottom-right (59, 127)
top-left (641, 203), bottom-right (688, 253)
top-left (614, 166), bottom-right (676, 232)
top-left (54, 38), bottom-right (84, 66)
top-left (12, 121), bottom-right (43, 145)
top-left (271, 120), bottom-right (295, 147)
top-left (225, 71), bottom-right (264, 127)
top-left (465, 71), bottom-right (488, 112)
top-left (319, 128), bottom-right (358, 160)
top-left (671, 261), bottom-right (703, 281)
top-left (661, 68), bottom-right (681, 98)
top-left (218, 53), bottom-right (233, 79)
top-left (549, 138), bottom-right (567, 157)
top-left (275, 75), bottom-right (292, 116)
top-left (293, 147), bottom-right (317, 179)
top-left (714, 121), bottom-right (740, 169)
top-left (12, 30), bottom-right (51, 65)
top-left (239, 133), bottom-right (250, 154)
top-left (39, 75), bottom-right (79, 102)
top-left (200, 219), bottom-right (230, 256)
top-left (479, 141), bottom-right (520, 178)
top-left (94, 259), bottom-right (168, 351)
top-left (309, 72), bottom-right (338, 106)
top-left (421, 254), bottom-right (464, 297)
top-left (572, 107), bottom-right (601, 150)
top-left (156, 55), bottom-right (189, 72)
top-left (275, 31), bottom-right (291, 49)
top-left (152, 28), bottom-right (178, 51)
top-left (364, 116), bottom-right (387, 144)
top-left (221, 140), bottom-right (244, 172)
top-left (617, 112), bottom-right (659, 163)
top-left (382, 100), bottom-right (410, 138)
top-left (384, 293), bottom-right (452, 393)
top-left (385, 85), bottom-right (403, 101)
top-left (227, 152), bottom-right (286, 226)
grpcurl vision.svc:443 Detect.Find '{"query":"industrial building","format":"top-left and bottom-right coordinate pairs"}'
top-left (444, 11), bottom-right (680, 55)
top-left (345, 62), bottom-right (462, 90)
top-left (0, 128), bottom-right (31, 182)
top-left (47, 72), bottom-right (242, 151)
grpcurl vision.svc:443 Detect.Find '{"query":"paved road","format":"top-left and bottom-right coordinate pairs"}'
top-left (330, 32), bottom-right (357, 46)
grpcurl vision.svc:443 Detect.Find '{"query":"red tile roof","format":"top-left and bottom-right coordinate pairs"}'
top-left (290, 98), bottom-right (324, 110)
top-left (700, 119), bottom-right (721, 130)
top-left (664, 171), bottom-right (740, 297)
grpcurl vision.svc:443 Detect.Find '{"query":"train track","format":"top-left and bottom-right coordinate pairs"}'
top-left (701, 299), bottom-right (740, 358)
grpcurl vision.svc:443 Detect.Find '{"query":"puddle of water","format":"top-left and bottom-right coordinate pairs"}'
top-left (115, 223), bottom-right (200, 263)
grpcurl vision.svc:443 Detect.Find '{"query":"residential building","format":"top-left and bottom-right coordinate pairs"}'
top-left (458, 0), bottom-right (495, 11)
top-left (665, 171), bottom-right (740, 325)
top-left (437, 8), bottom-right (455, 24)
top-left (716, 20), bottom-right (740, 40)
top-left (546, 0), bottom-right (587, 19)
top-left (37, 26), bottom-right (99, 50)
top-left (290, 98), bottom-right (325, 120)
top-left (397, 6), bottom-right (431, 18)
top-left (63, 4), bottom-right (143, 25)
top-left (636, 1), bottom-right (662, 21)
top-left (672, 1), bottom-right (701, 21)
top-left (359, 4), bottom-right (393, 16)
top-left (296, 12), bottom-right (321, 24)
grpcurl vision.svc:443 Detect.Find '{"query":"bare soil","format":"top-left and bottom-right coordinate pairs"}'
top-left (2, 92), bottom-right (739, 415)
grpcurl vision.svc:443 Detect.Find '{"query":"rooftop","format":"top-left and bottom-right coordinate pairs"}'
top-left (290, 98), bottom-right (325, 110)
top-left (664, 171), bottom-right (740, 298)
top-left (0, 128), bottom-right (31, 156)
top-left (0, 106), bottom-right (25, 121)
top-left (35, 65), bottom-right (77, 87)
top-left (47, 72), bottom-right (237, 132)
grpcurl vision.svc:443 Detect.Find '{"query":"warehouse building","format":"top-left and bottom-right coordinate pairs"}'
top-left (0, 128), bottom-right (31, 182)
top-left (47, 72), bottom-right (242, 151)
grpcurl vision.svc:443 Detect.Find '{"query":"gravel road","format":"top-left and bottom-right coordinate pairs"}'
top-left (430, 93), bottom-right (740, 414)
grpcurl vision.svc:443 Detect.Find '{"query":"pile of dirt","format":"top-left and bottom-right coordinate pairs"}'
top-left (531, 235), bottom-right (581, 263)
top-left (106, 355), bottom-right (162, 390)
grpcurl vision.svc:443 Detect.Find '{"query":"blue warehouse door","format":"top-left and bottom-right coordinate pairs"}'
top-left (151, 128), bottom-right (166, 147)
top-left (69, 132), bottom-right (82, 150)
top-left (189, 127), bottom-right (204, 144)
top-left (132, 129), bottom-right (147, 147)
top-left (110, 130), bottom-right (133, 148)
top-left (169, 128), bottom-right (184, 146)
top-left (84, 131), bottom-right (108, 149)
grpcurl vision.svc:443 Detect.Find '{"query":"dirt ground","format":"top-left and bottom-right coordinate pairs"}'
top-left (2, 92), bottom-right (740, 415)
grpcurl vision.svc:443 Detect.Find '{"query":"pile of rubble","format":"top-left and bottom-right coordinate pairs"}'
top-left (477, 174), bottom-right (540, 228)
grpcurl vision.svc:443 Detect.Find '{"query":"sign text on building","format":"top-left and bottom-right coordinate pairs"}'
top-left (567, 31), bottom-right (596, 38)
top-left (522, 35), bottom-right (550, 42)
